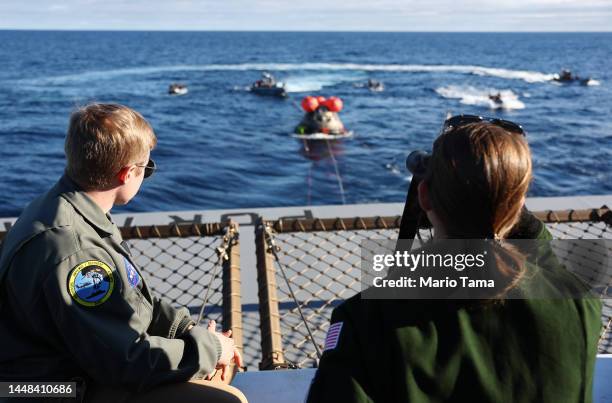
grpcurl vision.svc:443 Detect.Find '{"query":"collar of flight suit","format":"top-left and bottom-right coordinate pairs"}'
top-left (56, 174), bottom-right (116, 237)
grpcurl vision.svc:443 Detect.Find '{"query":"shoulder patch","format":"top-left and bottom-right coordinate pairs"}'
top-left (68, 260), bottom-right (115, 307)
top-left (323, 322), bottom-right (343, 351)
top-left (123, 257), bottom-right (140, 288)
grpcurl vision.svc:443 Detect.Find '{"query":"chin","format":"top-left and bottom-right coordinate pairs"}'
top-left (115, 197), bottom-right (131, 206)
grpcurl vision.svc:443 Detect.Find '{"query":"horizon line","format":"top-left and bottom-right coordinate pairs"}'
top-left (1, 28), bottom-right (611, 34)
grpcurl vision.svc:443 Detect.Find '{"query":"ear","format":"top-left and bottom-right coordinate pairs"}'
top-left (117, 166), bottom-right (130, 184)
top-left (417, 180), bottom-right (433, 212)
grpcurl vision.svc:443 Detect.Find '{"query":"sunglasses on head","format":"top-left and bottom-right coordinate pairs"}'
top-left (135, 158), bottom-right (156, 179)
top-left (443, 114), bottom-right (526, 137)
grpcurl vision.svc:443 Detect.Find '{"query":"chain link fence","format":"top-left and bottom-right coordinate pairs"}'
top-left (255, 208), bottom-right (612, 370)
top-left (119, 222), bottom-right (243, 350)
top-left (255, 217), bottom-right (402, 369)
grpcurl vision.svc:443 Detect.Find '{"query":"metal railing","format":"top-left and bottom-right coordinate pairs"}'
top-left (119, 221), bottom-right (244, 364)
top-left (255, 207), bottom-right (612, 369)
top-left (2, 207), bottom-right (611, 371)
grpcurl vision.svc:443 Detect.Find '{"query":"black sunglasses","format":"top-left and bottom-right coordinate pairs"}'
top-left (443, 114), bottom-right (526, 136)
top-left (136, 158), bottom-right (156, 179)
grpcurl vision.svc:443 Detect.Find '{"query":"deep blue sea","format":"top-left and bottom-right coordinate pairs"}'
top-left (0, 31), bottom-right (611, 218)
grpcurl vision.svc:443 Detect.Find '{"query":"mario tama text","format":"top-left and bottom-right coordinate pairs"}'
top-left (372, 247), bottom-right (492, 290)
top-left (360, 239), bottom-right (612, 300)
top-left (373, 249), bottom-right (488, 272)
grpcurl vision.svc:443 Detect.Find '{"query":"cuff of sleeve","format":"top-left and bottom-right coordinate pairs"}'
top-left (186, 326), bottom-right (223, 380)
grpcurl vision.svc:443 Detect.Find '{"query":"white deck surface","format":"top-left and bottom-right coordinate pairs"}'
top-left (231, 355), bottom-right (612, 403)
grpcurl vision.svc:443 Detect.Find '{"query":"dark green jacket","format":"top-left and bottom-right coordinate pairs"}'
top-left (307, 221), bottom-right (602, 403)
top-left (0, 175), bottom-right (221, 391)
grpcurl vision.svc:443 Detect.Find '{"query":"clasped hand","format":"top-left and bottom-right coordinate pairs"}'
top-left (206, 320), bottom-right (243, 382)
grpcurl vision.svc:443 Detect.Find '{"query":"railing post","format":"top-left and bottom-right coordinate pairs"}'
top-left (222, 221), bottom-right (243, 354)
top-left (255, 217), bottom-right (285, 370)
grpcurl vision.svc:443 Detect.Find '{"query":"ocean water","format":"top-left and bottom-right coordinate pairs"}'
top-left (0, 31), bottom-right (611, 218)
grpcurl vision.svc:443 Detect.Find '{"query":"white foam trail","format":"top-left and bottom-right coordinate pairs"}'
top-left (284, 78), bottom-right (326, 93)
top-left (384, 163), bottom-right (401, 175)
top-left (586, 79), bottom-right (601, 86)
top-left (22, 63), bottom-right (556, 85)
top-left (436, 85), bottom-right (525, 110)
top-left (284, 72), bottom-right (365, 92)
top-left (232, 85), bottom-right (251, 92)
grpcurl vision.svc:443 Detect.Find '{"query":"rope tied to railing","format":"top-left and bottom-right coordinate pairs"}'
top-left (375, 216), bottom-right (388, 229)
top-left (151, 225), bottom-right (162, 238)
top-left (170, 224), bottom-right (182, 237)
top-left (191, 223), bottom-right (202, 237)
top-left (262, 222), bottom-right (323, 362)
top-left (216, 224), bottom-right (238, 262)
top-left (196, 222), bottom-right (239, 325)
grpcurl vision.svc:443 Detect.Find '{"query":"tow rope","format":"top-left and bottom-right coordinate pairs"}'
top-left (289, 97), bottom-right (348, 205)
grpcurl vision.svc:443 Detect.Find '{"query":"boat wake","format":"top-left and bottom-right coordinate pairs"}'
top-left (284, 72), bottom-right (365, 93)
top-left (20, 63), bottom-right (556, 86)
top-left (435, 85), bottom-right (526, 110)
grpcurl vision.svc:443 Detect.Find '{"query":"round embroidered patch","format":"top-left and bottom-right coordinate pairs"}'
top-left (68, 260), bottom-right (115, 307)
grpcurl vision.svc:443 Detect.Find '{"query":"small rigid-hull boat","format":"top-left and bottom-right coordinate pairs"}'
top-left (168, 83), bottom-right (188, 95)
top-left (552, 69), bottom-right (592, 85)
top-left (250, 72), bottom-right (287, 97)
top-left (367, 79), bottom-right (384, 92)
top-left (488, 93), bottom-right (504, 109)
top-left (354, 79), bottom-right (384, 92)
top-left (251, 85), bottom-right (287, 97)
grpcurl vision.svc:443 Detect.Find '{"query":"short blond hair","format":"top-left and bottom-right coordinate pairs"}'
top-left (65, 103), bottom-right (157, 190)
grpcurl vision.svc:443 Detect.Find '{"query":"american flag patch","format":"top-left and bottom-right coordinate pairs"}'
top-left (323, 322), bottom-right (343, 351)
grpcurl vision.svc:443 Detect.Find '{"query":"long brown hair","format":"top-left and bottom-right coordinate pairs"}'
top-left (424, 122), bottom-right (532, 291)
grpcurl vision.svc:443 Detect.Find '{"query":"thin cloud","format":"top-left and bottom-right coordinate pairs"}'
top-left (0, 0), bottom-right (611, 30)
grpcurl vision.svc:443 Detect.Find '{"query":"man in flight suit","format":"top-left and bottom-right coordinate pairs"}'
top-left (0, 104), bottom-right (246, 402)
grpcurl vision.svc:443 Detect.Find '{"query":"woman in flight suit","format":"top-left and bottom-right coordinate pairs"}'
top-left (307, 117), bottom-right (602, 403)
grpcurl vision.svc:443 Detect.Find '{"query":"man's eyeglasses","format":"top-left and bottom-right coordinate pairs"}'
top-left (443, 114), bottom-right (526, 137)
top-left (135, 158), bottom-right (156, 179)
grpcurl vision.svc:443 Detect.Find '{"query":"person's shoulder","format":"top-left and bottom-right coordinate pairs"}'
top-left (331, 293), bottom-right (387, 323)
top-left (19, 195), bottom-right (74, 235)
top-left (333, 293), bottom-right (363, 314)
top-left (330, 294), bottom-right (360, 325)
top-left (2, 186), bottom-right (79, 261)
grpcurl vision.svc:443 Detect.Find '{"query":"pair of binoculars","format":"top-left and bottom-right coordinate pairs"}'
top-left (405, 150), bottom-right (430, 178)
top-left (398, 150), bottom-right (433, 240)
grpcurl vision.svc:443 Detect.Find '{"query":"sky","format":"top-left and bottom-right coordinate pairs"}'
top-left (1, 0), bottom-right (611, 31)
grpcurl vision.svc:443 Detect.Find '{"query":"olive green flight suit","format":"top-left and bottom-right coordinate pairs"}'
top-left (307, 218), bottom-right (602, 403)
top-left (0, 175), bottom-right (221, 391)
